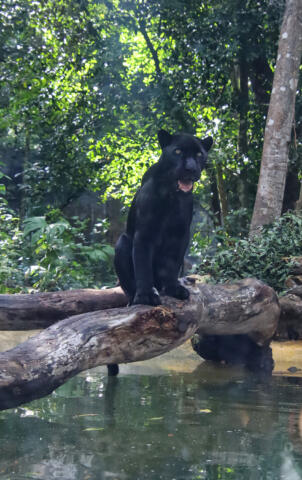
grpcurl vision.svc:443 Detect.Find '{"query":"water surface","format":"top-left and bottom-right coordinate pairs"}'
top-left (1, 342), bottom-right (302, 480)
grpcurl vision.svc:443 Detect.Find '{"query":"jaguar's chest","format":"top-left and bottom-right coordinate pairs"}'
top-left (156, 195), bottom-right (193, 238)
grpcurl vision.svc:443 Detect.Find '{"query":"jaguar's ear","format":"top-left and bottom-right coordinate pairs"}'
top-left (158, 129), bottom-right (173, 149)
top-left (201, 136), bottom-right (213, 152)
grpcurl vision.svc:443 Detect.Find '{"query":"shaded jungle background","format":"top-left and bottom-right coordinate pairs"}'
top-left (0, 0), bottom-right (301, 293)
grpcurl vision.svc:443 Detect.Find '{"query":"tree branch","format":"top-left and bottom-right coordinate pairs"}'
top-left (137, 17), bottom-right (161, 77)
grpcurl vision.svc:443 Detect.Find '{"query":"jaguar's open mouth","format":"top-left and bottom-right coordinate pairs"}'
top-left (177, 179), bottom-right (194, 193)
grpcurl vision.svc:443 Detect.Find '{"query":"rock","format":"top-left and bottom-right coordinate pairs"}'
top-left (288, 366), bottom-right (301, 373)
top-left (191, 334), bottom-right (274, 373)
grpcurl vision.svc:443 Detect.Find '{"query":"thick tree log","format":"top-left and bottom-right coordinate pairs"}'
top-left (276, 286), bottom-right (302, 340)
top-left (0, 287), bottom-right (127, 330)
top-left (0, 278), bottom-right (280, 410)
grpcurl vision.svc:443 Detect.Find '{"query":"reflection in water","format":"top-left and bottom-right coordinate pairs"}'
top-left (1, 364), bottom-right (302, 479)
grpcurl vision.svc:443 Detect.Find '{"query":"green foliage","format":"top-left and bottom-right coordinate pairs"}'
top-left (0, 200), bottom-right (115, 292)
top-left (0, 0), bottom-right (300, 294)
top-left (196, 212), bottom-right (302, 293)
top-left (22, 211), bottom-right (115, 291)
top-left (0, 0), bottom-right (127, 208)
top-left (1, 0), bottom-right (289, 214)
top-left (0, 198), bottom-right (24, 293)
top-left (190, 208), bottom-right (250, 262)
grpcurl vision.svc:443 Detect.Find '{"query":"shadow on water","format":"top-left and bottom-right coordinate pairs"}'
top-left (1, 360), bottom-right (302, 479)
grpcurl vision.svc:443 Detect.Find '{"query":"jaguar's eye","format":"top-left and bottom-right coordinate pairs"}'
top-left (196, 152), bottom-right (203, 158)
top-left (175, 149), bottom-right (182, 155)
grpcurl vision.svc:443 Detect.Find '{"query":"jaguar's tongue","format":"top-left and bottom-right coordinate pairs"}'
top-left (178, 180), bottom-right (193, 192)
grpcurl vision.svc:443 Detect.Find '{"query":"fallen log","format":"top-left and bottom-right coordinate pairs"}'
top-left (276, 286), bottom-right (302, 340)
top-left (0, 278), bottom-right (280, 410)
top-left (0, 287), bottom-right (127, 330)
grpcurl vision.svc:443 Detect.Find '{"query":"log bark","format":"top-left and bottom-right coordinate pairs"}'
top-left (0, 287), bottom-right (127, 330)
top-left (0, 278), bottom-right (280, 410)
top-left (277, 286), bottom-right (302, 340)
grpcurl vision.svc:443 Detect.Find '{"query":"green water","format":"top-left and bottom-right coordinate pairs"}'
top-left (1, 364), bottom-right (302, 480)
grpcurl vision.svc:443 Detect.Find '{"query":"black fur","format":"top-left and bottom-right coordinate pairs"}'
top-left (108, 130), bottom-right (212, 376)
top-left (115, 129), bottom-right (213, 306)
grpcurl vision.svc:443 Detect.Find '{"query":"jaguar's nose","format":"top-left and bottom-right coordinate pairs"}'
top-left (184, 157), bottom-right (197, 173)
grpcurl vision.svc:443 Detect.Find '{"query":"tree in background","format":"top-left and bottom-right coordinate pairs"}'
top-left (1, 0), bottom-right (302, 291)
top-left (1, 0), bottom-right (287, 220)
top-left (0, 0), bottom-right (127, 213)
top-left (93, 0), bottom-right (285, 225)
top-left (249, 0), bottom-right (302, 237)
